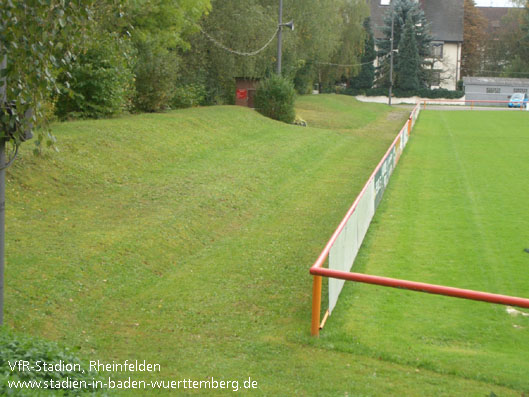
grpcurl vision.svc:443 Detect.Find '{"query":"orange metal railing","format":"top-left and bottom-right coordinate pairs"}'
top-left (309, 101), bottom-right (529, 337)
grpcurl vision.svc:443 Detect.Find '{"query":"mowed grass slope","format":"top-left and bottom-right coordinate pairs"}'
top-left (326, 110), bottom-right (529, 392)
top-left (5, 96), bottom-right (520, 395)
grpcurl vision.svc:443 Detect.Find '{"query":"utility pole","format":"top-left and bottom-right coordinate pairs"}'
top-left (276, 0), bottom-right (294, 75)
top-left (0, 53), bottom-right (6, 326)
top-left (277, 0), bottom-right (283, 75)
top-left (389, 2), bottom-right (395, 106)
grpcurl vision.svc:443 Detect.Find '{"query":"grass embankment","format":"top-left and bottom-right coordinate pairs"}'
top-left (4, 95), bottom-right (519, 395)
top-left (327, 110), bottom-right (529, 393)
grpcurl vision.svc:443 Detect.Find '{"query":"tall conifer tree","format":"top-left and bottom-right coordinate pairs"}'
top-left (376, 0), bottom-right (431, 88)
top-left (397, 15), bottom-right (420, 91)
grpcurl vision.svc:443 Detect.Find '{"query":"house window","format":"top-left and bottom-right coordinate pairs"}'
top-left (380, 0), bottom-right (390, 5)
top-left (513, 88), bottom-right (528, 93)
top-left (431, 42), bottom-right (444, 59)
top-left (486, 87), bottom-right (501, 94)
top-left (431, 70), bottom-right (442, 86)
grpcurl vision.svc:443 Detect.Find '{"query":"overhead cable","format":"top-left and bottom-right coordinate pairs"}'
top-left (314, 60), bottom-right (374, 68)
top-left (198, 26), bottom-right (279, 56)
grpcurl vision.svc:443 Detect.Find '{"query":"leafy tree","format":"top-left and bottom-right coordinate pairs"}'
top-left (397, 15), bottom-right (420, 91)
top-left (0, 0), bottom-right (97, 148)
top-left (279, 0), bottom-right (347, 78)
top-left (481, 5), bottom-right (529, 78)
top-left (461, 0), bottom-right (487, 77)
top-left (133, 43), bottom-right (179, 112)
top-left (124, 0), bottom-right (211, 51)
top-left (350, 18), bottom-right (376, 89)
top-left (60, 0), bottom-right (213, 114)
top-left (503, 3), bottom-right (529, 77)
top-left (122, 0), bottom-right (211, 111)
top-left (180, 0), bottom-right (367, 102)
top-left (376, 0), bottom-right (432, 88)
top-left (482, 9), bottom-right (519, 75)
top-left (52, 1), bottom-right (137, 120)
top-left (55, 36), bottom-right (135, 119)
top-left (181, 0), bottom-right (277, 104)
top-left (314, 0), bottom-right (368, 87)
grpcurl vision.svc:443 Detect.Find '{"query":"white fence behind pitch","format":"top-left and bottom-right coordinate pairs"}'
top-left (327, 104), bottom-right (420, 314)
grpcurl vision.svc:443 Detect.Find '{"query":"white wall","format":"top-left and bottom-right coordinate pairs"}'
top-left (374, 41), bottom-right (462, 91)
top-left (431, 42), bottom-right (461, 90)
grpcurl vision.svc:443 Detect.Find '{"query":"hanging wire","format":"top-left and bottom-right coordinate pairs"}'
top-left (314, 60), bottom-right (375, 68)
top-left (198, 25), bottom-right (279, 56)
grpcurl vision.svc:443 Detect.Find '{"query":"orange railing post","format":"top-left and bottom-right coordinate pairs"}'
top-left (311, 275), bottom-right (322, 336)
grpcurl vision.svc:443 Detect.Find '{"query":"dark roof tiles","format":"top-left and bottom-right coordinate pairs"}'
top-left (421, 0), bottom-right (464, 42)
top-left (369, 0), bottom-right (464, 42)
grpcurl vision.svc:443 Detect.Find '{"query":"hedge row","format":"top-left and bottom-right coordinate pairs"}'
top-left (342, 87), bottom-right (464, 99)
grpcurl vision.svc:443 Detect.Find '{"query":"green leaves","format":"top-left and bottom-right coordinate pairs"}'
top-left (177, 0), bottom-right (368, 104)
top-left (0, 328), bottom-right (104, 395)
top-left (397, 15), bottom-right (420, 91)
top-left (0, 0), bottom-right (97, 149)
top-left (125, 0), bottom-right (211, 50)
top-left (350, 18), bottom-right (376, 90)
top-left (255, 74), bottom-right (296, 124)
top-left (55, 35), bottom-right (134, 119)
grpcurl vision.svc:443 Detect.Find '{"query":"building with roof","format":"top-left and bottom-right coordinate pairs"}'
top-left (463, 76), bottom-right (529, 104)
top-left (369, 0), bottom-right (464, 90)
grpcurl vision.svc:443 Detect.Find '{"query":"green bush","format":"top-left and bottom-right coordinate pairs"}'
top-left (133, 44), bottom-right (178, 113)
top-left (416, 88), bottom-right (464, 99)
top-left (55, 38), bottom-right (134, 120)
top-left (254, 75), bottom-right (296, 124)
top-left (172, 84), bottom-right (207, 109)
top-left (0, 328), bottom-right (105, 395)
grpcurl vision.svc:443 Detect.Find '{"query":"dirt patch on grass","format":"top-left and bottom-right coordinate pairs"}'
top-left (386, 107), bottom-right (413, 121)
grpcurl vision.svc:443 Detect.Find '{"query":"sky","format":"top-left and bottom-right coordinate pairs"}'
top-left (474, 0), bottom-right (520, 6)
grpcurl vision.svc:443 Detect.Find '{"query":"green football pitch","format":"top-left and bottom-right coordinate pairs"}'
top-left (324, 110), bottom-right (529, 391)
